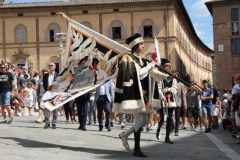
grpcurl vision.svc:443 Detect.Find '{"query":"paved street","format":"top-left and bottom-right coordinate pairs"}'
top-left (0, 114), bottom-right (240, 160)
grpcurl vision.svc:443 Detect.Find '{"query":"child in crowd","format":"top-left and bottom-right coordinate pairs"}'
top-left (11, 88), bottom-right (21, 116)
top-left (221, 93), bottom-right (229, 130)
top-left (18, 88), bottom-right (25, 108)
top-left (24, 82), bottom-right (37, 116)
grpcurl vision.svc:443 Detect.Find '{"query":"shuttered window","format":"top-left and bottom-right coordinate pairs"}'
top-left (231, 8), bottom-right (239, 21)
top-left (46, 24), bottom-right (59, 42)
top-left (16, 25), bottom-right (26, 43)
top-left (108, 20), bottom-right (126, 39)
top-left (231, 38), bottom-right (240, 54)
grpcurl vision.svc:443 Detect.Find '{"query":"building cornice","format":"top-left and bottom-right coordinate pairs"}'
top-left (174, 1), bottom-right (213, 54)
top-left (205, 0), bottom-right (236, 15)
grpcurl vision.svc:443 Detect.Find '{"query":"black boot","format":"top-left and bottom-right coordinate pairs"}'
top-left (44, 123), bottom-right (50, 129)
top-left (165, 137), bottom-right (174, 144)
top-left (52, 124), bottom-right (56, 129)
top-left (156, 120), bottom-right (163, 140)
top-left (133, 128), bottom-right (147, 157)
top-left (133, 148), bottom-right (147, 157)
top-left (156, 127), bottom-right (161, 140)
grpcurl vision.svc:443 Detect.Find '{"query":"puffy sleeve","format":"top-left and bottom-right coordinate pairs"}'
top-left (149, 69), bottom-right (168, 81)
top-left (168, 78), bottom-right (178, 95)
top-left (158, 81), bottom-right (165, 99)
top-left (135, 62), bottom-right (154, 79)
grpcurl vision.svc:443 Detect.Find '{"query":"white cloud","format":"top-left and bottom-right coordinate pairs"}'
top-left (195, 28), bottom-right (205, 38)
top-left (195, 28), bottom-right (213, 41)
top-left (190, 0), bottom-right (210, 17)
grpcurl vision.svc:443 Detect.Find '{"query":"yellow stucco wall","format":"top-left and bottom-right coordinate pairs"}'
top-left (102, 12), bottom-right (131, 37)
top-left (72, 15), bottom-right (100, 33)
top-left (5, 17), bottom-right (36, 43)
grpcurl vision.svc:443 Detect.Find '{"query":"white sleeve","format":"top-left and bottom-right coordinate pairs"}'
top-left (135, 62), bottom-right (154, 79)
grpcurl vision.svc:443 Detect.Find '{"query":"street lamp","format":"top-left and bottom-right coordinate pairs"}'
top-left (54, 33), bottom-right (67, 72)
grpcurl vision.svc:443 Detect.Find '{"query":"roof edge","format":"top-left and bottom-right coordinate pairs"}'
top-left (177, 0), bottom-right (213, 53)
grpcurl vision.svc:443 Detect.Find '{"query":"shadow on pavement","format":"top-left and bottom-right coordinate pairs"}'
top-left (1, 137), bottom-right (131, 158)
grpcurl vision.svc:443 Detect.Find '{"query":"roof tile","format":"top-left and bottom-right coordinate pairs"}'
top-left (0, 0), bottom-right (167, 8)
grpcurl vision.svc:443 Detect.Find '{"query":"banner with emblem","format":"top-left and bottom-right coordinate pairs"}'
top-left (41, 12), bottom-right (130, 111)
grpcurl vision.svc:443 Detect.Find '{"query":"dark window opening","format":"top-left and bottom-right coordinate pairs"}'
top-left (144, 26), bottom-right (152, 38)
top-left (113, 9), bottom-right (119, 12)
top-left (51, 12), bottom-right (56, 15)
top-left (231, 38), bottom-right (240, 54)
top-left (18, 13), bottom-right (23, 16)
top-left (55, 63), bottom-right (59, 73)
top-left (82, 10), bottom-right (88, 14)
top-left (112, 27), bottom-right (121, 39)
top-left (231, 8), bottom-right (239, 21)
top-left (50, 30), bottom-right (55, 42)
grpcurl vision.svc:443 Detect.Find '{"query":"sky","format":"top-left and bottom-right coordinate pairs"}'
top-left (5, 0), bottom-right (213, 49)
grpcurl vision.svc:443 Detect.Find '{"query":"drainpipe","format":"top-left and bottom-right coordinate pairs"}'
top-left (167, 0), bottom-right (170, 60)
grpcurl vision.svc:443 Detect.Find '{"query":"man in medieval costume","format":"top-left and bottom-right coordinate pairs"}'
top-left (112, 33), bottom-right (173, 157)
top-left (156, 58), bottom-right (178, 144)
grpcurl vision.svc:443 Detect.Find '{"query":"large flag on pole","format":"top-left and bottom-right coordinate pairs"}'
top-left (41, 12), bottom-right (130, 111)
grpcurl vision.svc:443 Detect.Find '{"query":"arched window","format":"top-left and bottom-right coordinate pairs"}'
top-left (108, 20), bottom-right (126, 39)
top-left (15, 25), bottom-right (27, 43)
top-left (45, 23), bottom-right (60, 42)
top-left (82, 21), bottom-right (93, 29)
top-left (139, 19), bottom-right (157, 38)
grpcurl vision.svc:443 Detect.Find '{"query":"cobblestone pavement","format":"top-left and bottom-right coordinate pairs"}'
top-left (0, 114), bottom-right (240, 160)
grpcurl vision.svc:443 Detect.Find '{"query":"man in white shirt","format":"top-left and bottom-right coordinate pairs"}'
top-left (42, 62), bottom-right (59, 129)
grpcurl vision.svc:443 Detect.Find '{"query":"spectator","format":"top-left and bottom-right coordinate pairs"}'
top-left (0, 63), bottom-right (14, 124)
top-left (208, 82), bottom-right (221, 130)
top-left (19, 74), bottom-right (28, 88)
top-left (24, 82), bottom-right (37, 116)
top-left (88, 89), bottom-right (96, 125)
top-left (76, 93), bottom-right (90, 131)
top-left (230, 73), bottom-right (240, 134)
top-left (187, 85), bottom-right (202, 131)
top-left (43, 62), bottom-right (59, 129)
top-left (200, 79), bottom-right (214, 133)
top-left (95, 80), bottom-right (114, 132)
top-left (35, 70), bottom-right (47, 123)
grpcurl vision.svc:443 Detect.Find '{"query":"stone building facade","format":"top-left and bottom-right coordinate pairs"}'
top-left (206, 0), bottom-right (240, 90)
top-left (0, 0), bottom-right (213, 84)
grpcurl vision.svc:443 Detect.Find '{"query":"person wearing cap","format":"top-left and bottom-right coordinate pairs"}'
top-left (113, 33), bottom-right (172, 157)
top-left (155, 58), bottom-right (177, 144)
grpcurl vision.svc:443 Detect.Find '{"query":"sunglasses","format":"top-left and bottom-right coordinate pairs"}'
top-left (0, 67), bottom-right (6, 68)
